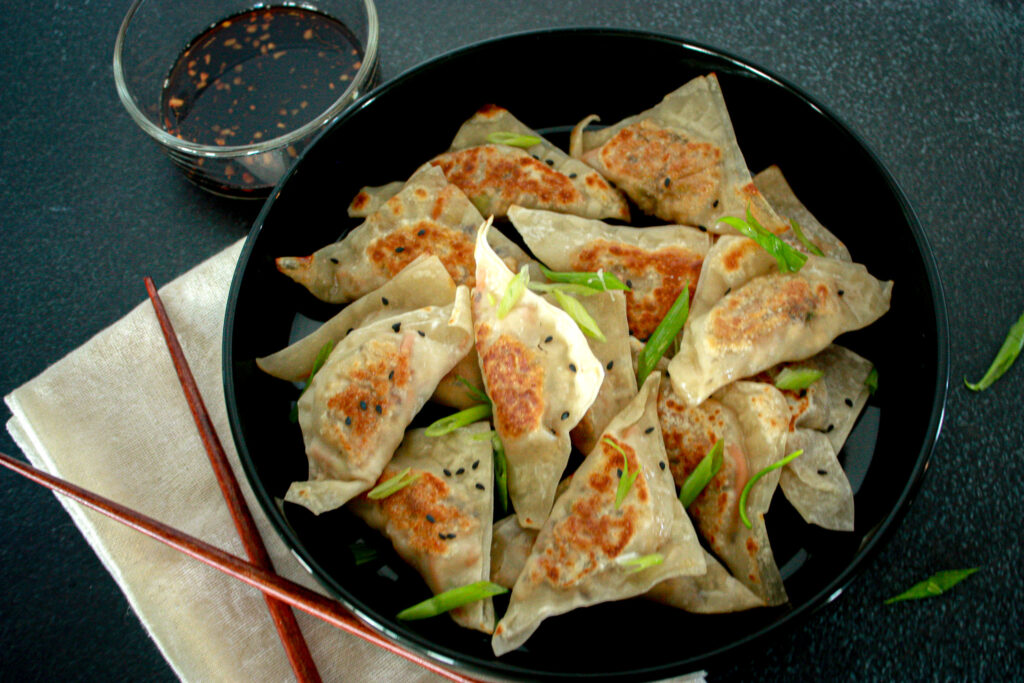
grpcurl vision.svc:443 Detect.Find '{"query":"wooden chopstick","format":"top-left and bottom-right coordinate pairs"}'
top-left (0, 451), bottom-right (478, 683)
top-left (144, 277), bottom-right (321, 683)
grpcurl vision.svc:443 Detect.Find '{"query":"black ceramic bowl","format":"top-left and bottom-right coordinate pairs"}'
top-left (223, 28), bottom-right (948, 681)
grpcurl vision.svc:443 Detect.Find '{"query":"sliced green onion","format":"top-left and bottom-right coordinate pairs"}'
top-left (290, 340), bottom-right (335, 421)
top-left (552, 289), bottom-right (606, 342)
top-left (964, 310), bottom-right (1024, 391)
top-left (774, 366), bottom-right (824, 391)
top-left (637, 281), bottom-right (690, 385)
top-left (367, 467), bottom-right (421, 500)
top-left (349, 541), bottom-right (378, 566)
top-left (424, 403), bottom-right (493, 437)
top-left (493, 433), bottom-right (509, 512)
top-left (719, 207), bottom-right (807, 273)
top-left (527, 281), bottom-right (600, 297)
top-left (486, 292), bottom-right (497, 307)
top-left (604, 437), bottom-right (641, 510)
top-left (470, 430), bottom-right (496, 441)
top-left (455, 376), bottom-right (491, 405)
top-left (498, 265), bottom-right (530, 319)
top-left (738, 449), bottom-right (804, 528)
top-left (540, 264), bottom-right (630, 291)
top-left (397, 580), bottom-right (508, 620)
top-left (865, 367), bottom-right (879, 395)
top-left (679, 439), bottom-right (723, 508)
top-left (486, 131), bottom-right (542, 149)
top-left (884, 568), bottom-right (979, 604)
top-left (788, 218), bottom-right (825, 257)
top-left (616, 553), bottom-right (664, 574)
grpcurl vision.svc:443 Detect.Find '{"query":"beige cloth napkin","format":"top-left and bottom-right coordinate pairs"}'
top-left (4, 240), bottom-right (443, 683)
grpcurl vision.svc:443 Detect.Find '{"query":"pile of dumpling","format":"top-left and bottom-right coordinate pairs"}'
top-left (257, 73), bottom-right (893, 656)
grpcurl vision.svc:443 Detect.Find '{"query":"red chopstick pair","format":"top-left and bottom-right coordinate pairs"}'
top-left (0, 278), bottom-right (477, 683)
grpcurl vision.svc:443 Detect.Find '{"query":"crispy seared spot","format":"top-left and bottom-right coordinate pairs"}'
top-left (572, 239), bottom-right (703, 340)
top-left (476, 103), bottom-right (505, 118)
top-left (721, 238), bottom-right (762, 273)
top-left (593, 120), bottom-right (722, 222)
top-left (367, 220), bottom-right (475, 286)
top-left (374, 470), bottom-right (476, 555)
top-left (430, 146), bottom-right (582, 216)
top-left (480, 334), bottom-right (545, 439)
top-left (583, 173), bottom-right (610, 191)
top-left (321, 336), bottom-right (413, 465)
top-left (708, 275), bottom-right (832, 354)
top-left (350, 191), bottom-right (371, 212)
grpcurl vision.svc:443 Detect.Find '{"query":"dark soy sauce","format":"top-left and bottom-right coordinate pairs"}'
top-left (161, 6), bottom-right (364, 192)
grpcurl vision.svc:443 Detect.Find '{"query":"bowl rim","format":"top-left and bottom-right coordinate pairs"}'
top-left (112, 0), bottom-right (379, 159)
top-left (223, 26), bottom-right (950, 680)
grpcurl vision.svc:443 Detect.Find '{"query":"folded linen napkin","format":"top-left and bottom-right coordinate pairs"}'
top-left (4, 240), bottom-right (442, 683)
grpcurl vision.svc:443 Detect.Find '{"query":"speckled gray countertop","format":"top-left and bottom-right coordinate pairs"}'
top-left (1, 1), bottom-right (1021, 680)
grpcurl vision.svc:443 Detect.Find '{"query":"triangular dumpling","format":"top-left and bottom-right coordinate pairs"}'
top-left (285, 287), bottom-right (473, 514)
top-left (348, 424), bottom-right (495, 632)
top-left (492, 373), bottom-right (706, 655)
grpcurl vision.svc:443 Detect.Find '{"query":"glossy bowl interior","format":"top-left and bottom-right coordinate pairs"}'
top-left (223, 28), bottom-right (948, 681)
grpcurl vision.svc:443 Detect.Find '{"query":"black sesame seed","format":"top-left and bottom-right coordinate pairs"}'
top-left (817, 469), bottom-right (828, 476)
top-left (838, 290), bottom-right (845, 296)
top-left (826, 424), bottom-right (835, 433)
top-left (375, 404), bottom-right (382, 414)
top-left (388, 370), bottom-right (394, 380)
top-left (329, 257), bottom-right (340, 264)
top-left (531, 154), bottom-right (540, 160)
top-left (626, 279), bottom-right (633, 288)
top-left (359, 401), bottom-right (367, 411)
top-left (443, 468), bottom-right (452, 476)
top-left (392, 322), bottom-right (401, 333)
top-left (663, 177), bottom-right (671, 188)
top-left (698, 225), bottom-right (708, 232)
top-left (381, 297), bottom-right (389, 305)
top-left (456, 467), bottom-right (465, 475)
top-left (426, 514), bottom-right (435, 523)
top-left (475, 483), bottom-right (485, 490)
top-left (561, 411), bottom-right (570, 420)
top-left (724, 287), bottom-right (732, 295)
top-left (345, 416), bottom-right (351, 426)
top-left (712, 199), bottom-right (719, 208)
top-left (568, 172), bottom-right (577, 179)
top-left (799, 389), bottom-right (807, 398)
top-left (446, 533), bottom-right (457, 539)
top-left (417, 229), bottom-right (426, 236)
top-left (439, 533), bottom-right (446, 540)
top-left (544, 335), bottom-right (553, 343)
top-left (645, 427), bottom-right (655, 434)
top-left (394, 247), bottom-right (404, 253)
top-left (617, 468), bottom-right (623, 478)
top-left (417, 330), bottom-right (425, 337)
top-left (607, 360), bottom-right (614, 370)
top-left (545, 159), bottom-right (554, 166)
top-left (844, 398), bottom-right (854, 407)
top-left (568, 363), bottom-right (577, 373)
top-left (472, 460), bottom-right (480, 470)
top-left (659, 461), bottom-right (666, 470)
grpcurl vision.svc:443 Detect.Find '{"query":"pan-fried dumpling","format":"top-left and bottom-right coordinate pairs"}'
top-left (508, 205), bottom-right (711, 340)
top-left (668, 235), bottom-right (893, 406)
top-left (659, 378), bottom-right (789, 605)
top-left (572, 73), bottom-right (787, 234)
top-left (285, 287), bottom-right (474, 514)
top-left (472, 218), bottom-right (604, 528)
top-left (348, 424), bottom-right (495, 633)
top-left (753, 165), bottom-right (851, 261)
top-left (276, 165), bottom-right (534, 304)
top-left (491, 374), bottom-right (706, 656)
top-left (350, 105), bottom-right (630, 221)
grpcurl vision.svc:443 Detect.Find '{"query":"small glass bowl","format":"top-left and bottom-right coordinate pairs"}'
top-left (113, 0), bottom-right (379, 199)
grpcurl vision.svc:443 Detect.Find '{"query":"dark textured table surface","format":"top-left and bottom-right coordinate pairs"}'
top-left (2, 1), bottom-right (1021, 680)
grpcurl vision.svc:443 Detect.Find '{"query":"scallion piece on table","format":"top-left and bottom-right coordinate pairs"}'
top-left (719, 208), bottom-right (807, 273)
top-left (497, 265), bottom-right (530, 319)
top-left (367, 467), bottom-right (421, 500)
top-left (539, 264), bottom-right (630, 291)
top-left (349, 541), bottom-right (378, 566)
top-left (774, 366), bottom-right (824, 391)
top-left (788, 218), bottom-right (825, 256)
top-left (636, 282), bottom-right (690, 386)
top-left (964, 310), bottom-right (1024, 391)
top-left (884, 568), bottom-right (980, 604)
top-left (604, 437), bottom-right (640, 510)
top-left (528, 281), bottom-right (601, 297)
top-left (492, 433), bottom-right (509, 512)
top-left (865, 366), bottom-right (879, 394)
top-left (397, 581), bottom-right (509, 621)
top-left (424, 403), bottom-right (493, 437)
top-left (486, 131), bottom-right (542, 149)
top-left (551, 289), bottom-right (606, 342)
top-left (738, 449), bottom-right (804, 528)
top-left (616, 553), bottom-right (664, 574)
top-left (679, 439), bottom-right (723, 508)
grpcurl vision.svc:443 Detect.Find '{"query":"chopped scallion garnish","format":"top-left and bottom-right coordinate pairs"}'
top-left (964, 309), bottom-right (1024, 391)
top-left (497, 265), bottom-right (530, 319)
top-left (604, 437), bottom-right (640, 510)
top-left (636, 281), bottom-right (690, 385)
top-left (455, 376), bottom-right (491, 405)
top-left (616, 553), bottom-right (664, 574)
top-left (719, 207), bottom-right (807, 273)
top-left (540, 264), bottom-right (630, 291)
top-left (774, 366), bottom-right (824, 391)
top-left (679, 439), bottom-right (723, 507)
top-left (884, 568), bottom-right (979, 604)
top-left (397, 581), bottom-right (508, 620)
top-left (738, 449), bottom-right (805, 528)
top-left (486, 131), bottom-right (542, 149)
top-left (290, 340), bottom-right (335, 421)
top-left (493, 433), bottom-right (509, 512)
top-left (552, 289), bottom-right (606, 342)
top-left (367, 467), bottom-right (421, 500)
top-left (788, 218), bottom-right (825, 257)
top-left (865, 367), bottom-right (879, 395)
top-left (528, 281), bottom-right (600, 297)
top-left (349, 541), bottom-right (378, 566)
top-left (424, 403), bottom-right (493, 437)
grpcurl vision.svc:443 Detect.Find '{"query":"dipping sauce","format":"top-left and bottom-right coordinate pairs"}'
top-left (160, 6), bottom-right (366, 194)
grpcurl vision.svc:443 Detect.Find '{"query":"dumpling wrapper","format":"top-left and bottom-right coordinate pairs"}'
top-left (285, 287), bottom-right (474, 514)
top-left (348, 424), bottom-right (495, 633)
top-left (753, 165), bottom-right (852, 262)
top-left (508, 205), bottom-right (711, 340)
top-left (277, 165), bottom-right (534, 304)
top-left (472, 219), bottom-right (604, 529)
top-left (492, 373), bottom-right (706, 656)
top-left (572, 73), bottom-right (788, 235)
top-left (491, 517), bottom-right (763, 614)
top-left (668, 235), bottom-right (892, 405)
top-left (350, 105), bottom-right (630, 221)
top-left (659, 378), bottom-right (789, 605)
